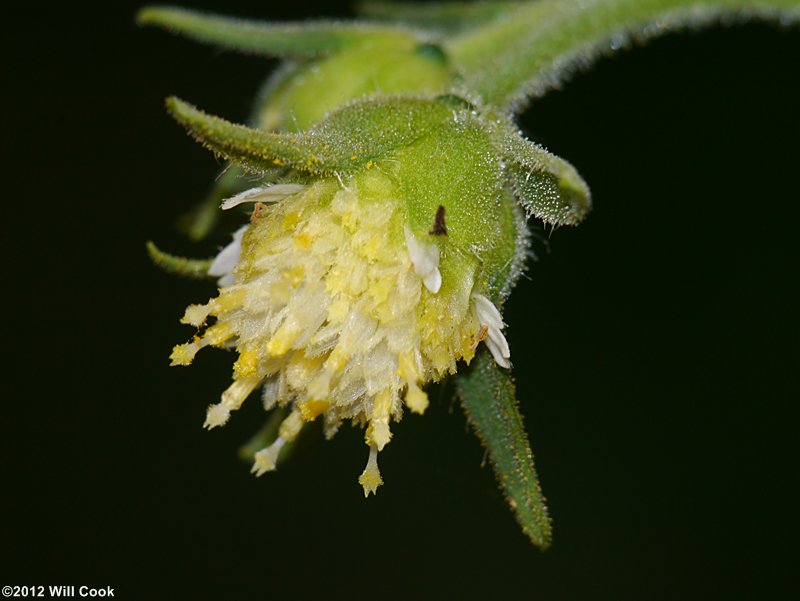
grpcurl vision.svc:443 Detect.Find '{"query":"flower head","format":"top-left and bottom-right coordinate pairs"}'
top-left (161, 92), bottom-right (589, 496)
top-left (172, 166), bottom-right (515, 495)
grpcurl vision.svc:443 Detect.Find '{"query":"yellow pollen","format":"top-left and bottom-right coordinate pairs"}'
top-left (299, 399), bottom-right (331, 420)
top-left (233, 349), bottom-right (258, 377)
top-left (170, 342), bottom-right (198, 366)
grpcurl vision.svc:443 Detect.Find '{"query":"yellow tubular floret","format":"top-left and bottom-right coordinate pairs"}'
top-left (358, 444), bottom-right (383, 497)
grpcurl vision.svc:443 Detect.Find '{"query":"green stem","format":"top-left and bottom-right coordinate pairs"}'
top-left (446, 0), bottom-right (800, 110)
top-left (357, 1), bottom-right (523, 32)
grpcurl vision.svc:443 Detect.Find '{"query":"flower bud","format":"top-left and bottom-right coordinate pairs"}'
top-left (258, 38), bottom-right (455, 132)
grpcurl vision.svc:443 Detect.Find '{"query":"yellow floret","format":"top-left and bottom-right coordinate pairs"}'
top-left (358, 445), bottom-right (383, 497)
top-left (405, 385), bottom-right (429, 415)
top-left (172, 172), bottom-right (485, 493)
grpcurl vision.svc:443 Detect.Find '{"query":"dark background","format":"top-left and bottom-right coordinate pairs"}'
top-left (4, 1), bottom-right (799, 599)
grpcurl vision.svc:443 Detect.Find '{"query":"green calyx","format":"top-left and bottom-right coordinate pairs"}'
top-left (167, 93), bottom-right (591, 299)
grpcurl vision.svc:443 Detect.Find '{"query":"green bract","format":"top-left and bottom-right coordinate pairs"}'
top-left (166, 94), bottom-right (590, 299)
top-left (140, 7), bottom-right (459, 239)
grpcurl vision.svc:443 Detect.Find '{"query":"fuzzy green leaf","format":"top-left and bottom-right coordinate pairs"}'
top-left (146, 241), bottom-right (213, 279)
top-left (137, 5), bottom-right (420, 56)
top-left (357, 1), bottom-right (522, 32)
top-left (492, 124), bottom-right (591, 226)
top-left (446, 0), bottom-right (800, 110)
top-left (166, 95), bottom-right (457, 175)
top-left (456, 349), bottom-right (552, 549)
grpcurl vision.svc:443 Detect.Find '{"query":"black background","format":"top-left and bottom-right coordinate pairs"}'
top-left (4, 1), bottom-right (799, 599)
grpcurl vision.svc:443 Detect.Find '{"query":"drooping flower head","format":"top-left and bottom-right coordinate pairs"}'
top-left (141, 5), bottom-right (589, 548)
top-left (164, 95), bottom-right (588, 495)
top-left (166, 98), bottom-right (568, 494)
top-left (175, 172), bottom-right (511, 491)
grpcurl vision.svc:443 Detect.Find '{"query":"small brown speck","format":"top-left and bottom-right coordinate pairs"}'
top-left (429, 205), bottom-right (448, 236)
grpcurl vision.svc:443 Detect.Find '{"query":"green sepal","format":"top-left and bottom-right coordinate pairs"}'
top-left (137, 5), bottom-right (421, 57)
top-left (166, 95), bottom-right (457, 176)
top-left (492, 123), bottom-right (591, 226)
top-left (146, 241), bottom-right (213, 279)
top-left (456, 349), bottom-right (553, 549)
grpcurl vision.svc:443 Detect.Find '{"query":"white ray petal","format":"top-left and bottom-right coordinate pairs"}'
top-left (472, 293), bottom-right (511, 368)
top-left (485, 337), bottom-right (511, 369)
top-left (221, 184), bottom-right (306, 210)
top-left (404, 226), bottom-right (442, 293)
top-left (208, 225), bottom-right (248, 285)
top-left (472, 293), bottom-right (504, 331)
